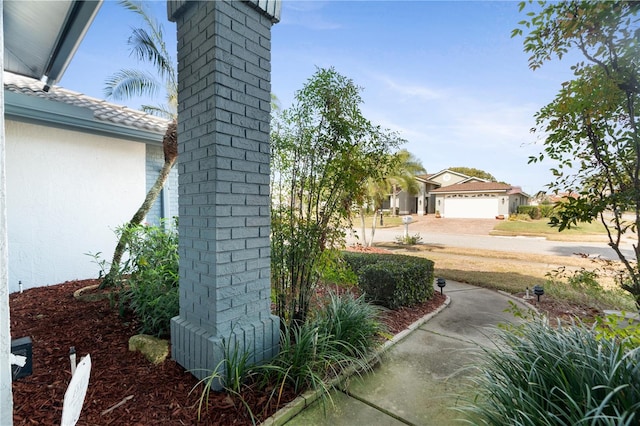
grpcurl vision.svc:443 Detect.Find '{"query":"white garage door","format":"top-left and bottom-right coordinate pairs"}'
top-left (444, 197), bottom-right (498, 218)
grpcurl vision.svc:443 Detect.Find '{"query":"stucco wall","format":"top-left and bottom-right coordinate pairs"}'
top-left (509, 194), bottom-right (529, 214)
top-left (6, 120), bottom-right (146, 292)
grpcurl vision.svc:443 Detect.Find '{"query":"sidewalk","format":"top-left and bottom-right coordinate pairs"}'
top-left (280, 281), bottom-right (524, 425)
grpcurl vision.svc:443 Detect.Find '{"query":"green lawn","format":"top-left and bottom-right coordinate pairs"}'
top-left (377, 243), bottom-right (636, 312)
top-left (491, 219), bottom-right (609, 241)
top-left (355, 214), bottom-right (404, 228)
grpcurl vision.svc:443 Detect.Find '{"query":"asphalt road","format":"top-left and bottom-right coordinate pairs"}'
top-left (347, 225), bottom-right (636, 260)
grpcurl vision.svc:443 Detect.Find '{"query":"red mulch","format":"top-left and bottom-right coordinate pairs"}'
top-left (10, 273), bottom-right (446, 425)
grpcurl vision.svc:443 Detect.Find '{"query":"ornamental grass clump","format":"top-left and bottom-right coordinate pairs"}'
top-left (255, 291), bottom-right (383, 405)
top-left (461, 318), bottom-right (640, 425)
top-left (315, 290), bottom-right (386, 358)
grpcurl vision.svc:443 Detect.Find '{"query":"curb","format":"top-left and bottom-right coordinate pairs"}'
top-left (260, 294), bottom-right (451, 426)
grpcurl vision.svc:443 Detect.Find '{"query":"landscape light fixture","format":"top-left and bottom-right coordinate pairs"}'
top-left (533, 285), bottom-right (544, 302)
top-left (437, 277), bottom-right (446, 295)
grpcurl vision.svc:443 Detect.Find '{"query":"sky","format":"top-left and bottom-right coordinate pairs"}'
top-left (60, 0), bottom-right (581, 195)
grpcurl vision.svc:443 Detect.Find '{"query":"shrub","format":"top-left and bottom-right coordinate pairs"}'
top-left (342, 252), bottom-right (434, 309)
top-left (507, 213), bottom-right (531, 221)
top-left (119, 219), bottom-right (179, 337)
top-left (461, 318), bottom-right (640, 425)
top-left (394, 233), bottom-right (423, 245)
top-left (517, 205), bottom-right (541, 219)
top-left (595, 313), bottom-right (640, 352)
top-left (538, 203), bottom-right (556, 218)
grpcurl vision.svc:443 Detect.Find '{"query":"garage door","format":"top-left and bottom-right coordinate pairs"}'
top-left (443, 197), bottom-right (498, 219)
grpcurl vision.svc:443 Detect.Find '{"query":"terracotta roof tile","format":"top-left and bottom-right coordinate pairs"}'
top-left (4, 71), bottom-right (170, 134)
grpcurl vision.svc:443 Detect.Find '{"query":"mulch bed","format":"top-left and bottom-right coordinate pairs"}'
top-left (10, 270), bottom-right (446, 425)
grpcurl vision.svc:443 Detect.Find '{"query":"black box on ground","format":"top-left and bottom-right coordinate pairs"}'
top-left (11, 336), bottom-right (33, 380)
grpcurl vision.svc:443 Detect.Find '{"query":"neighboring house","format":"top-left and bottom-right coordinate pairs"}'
top-left (4, 71), bottom-right (176, 292)
top-left (392, 169), bottom-right (530, 218)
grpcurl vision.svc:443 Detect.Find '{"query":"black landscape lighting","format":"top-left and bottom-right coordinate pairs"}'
top-left (11, 336), bottom-right (33, 380)
top-left (533, 285), bottom-right (544, 302)
top-left (437, 277), bottom-right (446, 295)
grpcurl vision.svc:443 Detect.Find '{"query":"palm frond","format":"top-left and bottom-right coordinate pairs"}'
top-left (104, 69), bottom-right (160, 100)
top-left (129, 28), bottom-right (174, 81)
top-left (141, 104), bottom-right (176, 120)
top-left (108, 0), bottom-right (178, 117)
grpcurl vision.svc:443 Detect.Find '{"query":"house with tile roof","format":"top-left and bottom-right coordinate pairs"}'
top-left (391, 168), bottom-right (530, 218)
top-left (4, 71), bottom-right (177, 292)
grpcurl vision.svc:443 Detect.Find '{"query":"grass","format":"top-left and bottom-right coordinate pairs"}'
top-left (377, 243), bottom-right (636, 312)
top-left (492, 219), bottom-right (610, 241)
top-left (354, 214), bottom-right (404, 228)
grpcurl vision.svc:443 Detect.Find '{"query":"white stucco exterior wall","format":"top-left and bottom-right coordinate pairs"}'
top-left (5, 120), bottom-right (146, 292)
top-left (0, 4), bottom-right (14, 419)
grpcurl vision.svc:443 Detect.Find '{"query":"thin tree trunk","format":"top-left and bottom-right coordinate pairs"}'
top-left (367, 209), bottom-right (379, 247)
top-left (102, 121), bottom-right (177, 288)
top-left (359, 208), bottom-right (368, 247)
top-left (391, 184), bottom-right (398, 216)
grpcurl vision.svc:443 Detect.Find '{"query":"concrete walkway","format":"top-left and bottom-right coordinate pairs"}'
top-left (282, 281), bottom-right (525, 425)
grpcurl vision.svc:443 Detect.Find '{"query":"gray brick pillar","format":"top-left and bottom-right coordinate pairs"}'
top-left (167, 0), bottom-right (281, 383)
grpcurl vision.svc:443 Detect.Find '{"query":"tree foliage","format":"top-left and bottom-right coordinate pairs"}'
top-left (516, 1), bottom-right (640, 308)
top-left (448, 167), bottom-right (496, 182)
top-left (359, 149), bottom-right (425, 247)
top-left (388, 149), bottom-right (426, 211)
top-left (101, 0), bottom-right (178, 287)
top-left (104, 0), bottom-right (177, 119)
top-left (271, 67), bottom-right (401, 327)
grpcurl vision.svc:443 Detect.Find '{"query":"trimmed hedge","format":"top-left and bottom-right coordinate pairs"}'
top-left (518, 204), bottom-right (556, 219)
top-left (539, 204), bottom-right (555, 218)
top-left (517, 205), bottom-right (541, 220)
top-left (342, 252), bottom-right (435, 309)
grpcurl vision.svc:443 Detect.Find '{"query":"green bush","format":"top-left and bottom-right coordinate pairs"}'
top-left (517, 205), bottom-right (541, 219)
top-left (394, 233), bottom-right (423, 245)
top-left (119, 219), bottom-right (179, 337)
top-left (342, 252), bottom-right (434, 309)
top-left (461, 318), bottom-right (640, 425)
top-left (595, 312), bottom-right (640, 352)
top-left (538, 203), bottom-right (556, 218)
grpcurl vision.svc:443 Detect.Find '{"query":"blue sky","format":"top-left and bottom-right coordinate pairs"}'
top-left (61, 0), bottom-right (578, 194)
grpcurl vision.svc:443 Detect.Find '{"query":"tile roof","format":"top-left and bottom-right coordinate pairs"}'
top-left (430, 181), bottom-right (513, 193)
top-left (4, 71), bottom-right (170, 135)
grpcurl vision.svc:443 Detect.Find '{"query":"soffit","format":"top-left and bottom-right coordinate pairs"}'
top-left (4, 0), bottom-right (101, 89)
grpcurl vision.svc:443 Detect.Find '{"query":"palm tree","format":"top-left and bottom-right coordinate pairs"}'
top-left (388, 149), bottom-right (425, 217)
top-left (101, 0), bottom-right (178, 287)
top-left (359, 149), bottom-right (426, 246)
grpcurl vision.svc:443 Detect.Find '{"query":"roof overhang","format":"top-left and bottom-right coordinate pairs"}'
top-left (4, 89), bottom-right (164, 145)
top-left (3, 0), bottom-right (102, 90)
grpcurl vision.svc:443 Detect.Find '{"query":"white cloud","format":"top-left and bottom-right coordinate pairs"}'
top-left (358, 79), bottom-right (552, 190)
top-left (279, 1), bottom-right (343, 30)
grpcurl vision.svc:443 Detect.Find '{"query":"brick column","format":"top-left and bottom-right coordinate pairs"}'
top-left (168, 0), bottom-right (280, 383)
